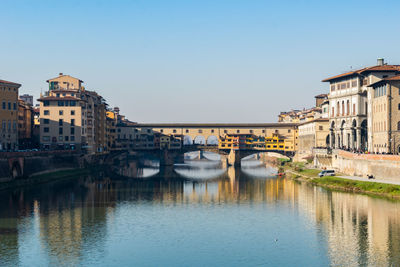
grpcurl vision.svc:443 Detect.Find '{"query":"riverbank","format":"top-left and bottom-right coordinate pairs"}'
top-left (284, 162), bottom-right (400, 200)
top-left (0, 168), bottom-right (91, 192)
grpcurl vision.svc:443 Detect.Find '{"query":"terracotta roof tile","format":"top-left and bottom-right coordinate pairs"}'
top-left (368, 74), bottom-right (400, 87)
top-left (322, 65), bottom-right (400, 82)
top-left (0, 79), bottom-right (21, 86)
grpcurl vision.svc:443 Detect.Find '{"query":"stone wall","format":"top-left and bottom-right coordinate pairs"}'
top-left (314, 149), bottom-right (400, 182)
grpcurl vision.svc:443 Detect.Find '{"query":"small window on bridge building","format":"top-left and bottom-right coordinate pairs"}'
top-left (198, 129), bottom-right (202, 133)
top-left (160, 129), bottom-right (163, 133)
top-left (237, 130), bottom-right (240, 133)
top-left (250, 130), bottom-right (253, 133)
top-left (173, 129), bottom-right (176, 133)
top-left (211, 129), bottom-right (214, 133)
top-left (186, 129), bottom-right (189, 133)
top-left (288, 129), bottom-right (291, 133)
top-left (262, 130), bottom-right (265, 133)
top-left (224, 130), bottom-right (227, 133)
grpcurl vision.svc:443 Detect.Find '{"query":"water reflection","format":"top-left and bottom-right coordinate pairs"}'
top-left (0, 159), bottom-right (399, 266)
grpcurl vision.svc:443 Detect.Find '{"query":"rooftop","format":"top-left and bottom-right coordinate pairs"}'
top-left (322, 64), bottom-right (400, 82)
top-left (0, 79), bottom-right (21, 87)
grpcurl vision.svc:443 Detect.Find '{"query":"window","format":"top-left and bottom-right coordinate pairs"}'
top-left (211, 129), bottom-right (214, 133)
top-left (173, 129), bottom-right (177, 133)
top-left (319, 126), bottom-right (323, 130)
top-left (262, 130), bottom-right (265, 133)
top-left (44, 127), bottom-right (49, 133)
top-left (44, 119), bottom-right (49, 124)
top-left (44, 101), bottom-right (50, 106)
top-left (353, 104), bottom-right (356, 115)
top-left (224, 130), bottom-right (228, 133)
top-left (198, 129), bottom-right (203, 133)
top-left (398, 121), bottom-right (400, 131)
top-left (59, 119), bottom-right (63, 126)
top-left (59, 136), bottom-right (63, 141)
top-left (44, 110), bottom-right (50, 115)
top-left (342, 101), bottom-right (345, 116)
top-left (330, 84), bottom-right (335, 91)
top-left (59, 127), bottom-right (63, 135)
top-left (70, 101), bottom-right (76, 106)
top-left (57, 101), bottom-right (64, 106)
top-left (13, 103), bottom-right (16, 110)
top-left (71, 136), bottom-right (75, 141)
top-left (160, 129), bottom-right (163, 133)
top-left (8, 102), bottom-right (11, 110)
top-left (65, 136), bottom-right (69, 141)
top-left (250, 130), bottom-right (253, 133)
top-left (275, 130), bottom-right (279, 134)
top-left (71, 127), bottom-right (75, 135)
top-left (288, 129), bottom-right (291, 133)
top-left (42, 136), bottom-right (50, 141)
top-left (59, 110), bottom-right (63, 115)
top-left (237, 130), bottom-right (240, 133)
top-left (71, 119), bottom-right (75, 126)
top-left (347, 100), bottom-right (350, 115)
top-left (71, 110), bottom-right (75, 115)
top-left (186, 129), bottom-right (189, 133)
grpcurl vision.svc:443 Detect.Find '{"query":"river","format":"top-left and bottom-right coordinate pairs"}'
top-left (0, 156), bottom-right (399, 266)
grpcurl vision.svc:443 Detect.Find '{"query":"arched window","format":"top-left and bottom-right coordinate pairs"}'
top-left (332, 107), bottom-right (335, 117)
top-left (337, 102), bottom-right (340, 117)
top-left (342, 101), bottom-right (345, 116)
top-left (397, 121), bottom-right (400, 131)
top-left (347, 100), bottom-right (350, 115)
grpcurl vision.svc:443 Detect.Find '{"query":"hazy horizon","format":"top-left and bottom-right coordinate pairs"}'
top-left (2, 0), bottom-right (400, 123)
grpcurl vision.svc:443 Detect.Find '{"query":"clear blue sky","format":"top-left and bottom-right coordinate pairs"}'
top-left (1, 0), bottom-right (400, 122)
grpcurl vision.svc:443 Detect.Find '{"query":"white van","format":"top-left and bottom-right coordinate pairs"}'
top-left (318, 170), bottom-right (335, 177)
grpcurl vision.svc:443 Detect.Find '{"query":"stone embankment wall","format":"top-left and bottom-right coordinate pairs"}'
top-left (314, 149), bottom-right (400, 182)
top-left (0, 151), bottom-right (109, 181)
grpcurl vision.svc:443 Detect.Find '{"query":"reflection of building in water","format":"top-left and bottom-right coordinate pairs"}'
top-left (295, 183), bottom-right (400, 267)
top-left (37, 178), bottom-right (113, 266)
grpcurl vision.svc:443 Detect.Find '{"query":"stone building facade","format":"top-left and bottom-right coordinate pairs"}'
top-left (298, 118), bottom-right (329, 157)
top-left (368, 75), bottom-right (400, 153)
top-left (39, 74), bottom-right (108, 153)
top-left (323, 59), bottom-right (400, 151)
top-left (0, 79), bottom-right (21, 150)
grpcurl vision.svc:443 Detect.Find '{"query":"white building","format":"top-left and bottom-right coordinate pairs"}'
top-left (323, 59), bottom-right (400, 151)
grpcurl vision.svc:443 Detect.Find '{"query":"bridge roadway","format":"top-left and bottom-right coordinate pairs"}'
top-left (130, 145), bottom-right (293, 166)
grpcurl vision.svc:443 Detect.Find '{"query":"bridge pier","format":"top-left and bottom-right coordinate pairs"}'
top-left (159, 150), bottom-right (184, 166)
top-left (228, 149), bottom-right (242, 167)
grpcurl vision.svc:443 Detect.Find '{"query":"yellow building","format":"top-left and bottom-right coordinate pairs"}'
top-left (265, 133), bottom-right (286, 151)
top-left (39, 73), bottom-right (109, 153)
top-left (106, 110), bottom-right (117, 150)
top-left (0, 79), bottom-right (21, 151)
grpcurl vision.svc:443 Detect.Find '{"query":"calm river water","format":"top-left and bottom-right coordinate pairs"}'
top-left (0, 156), bottom-right (400, 267)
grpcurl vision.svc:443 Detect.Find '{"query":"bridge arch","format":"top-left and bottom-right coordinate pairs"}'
top-left (206, 135), bottom-right (219, 145)
top-left (194, 136), bottom-right (206, 145)
top-left (183, 135), bottom-right (193, 145)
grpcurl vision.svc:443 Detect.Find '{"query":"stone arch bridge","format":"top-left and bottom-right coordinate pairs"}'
top-left (131, 145), bottom-right (294, 166)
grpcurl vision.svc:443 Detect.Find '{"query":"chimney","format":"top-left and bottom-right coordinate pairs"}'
top-left (59, 72), bottom-right (63, 76)
top-left (377, 58), bottom-right (384, 66)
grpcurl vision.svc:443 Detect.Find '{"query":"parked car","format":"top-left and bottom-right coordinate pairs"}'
top-left (318, 170), bottom-right (335, 177)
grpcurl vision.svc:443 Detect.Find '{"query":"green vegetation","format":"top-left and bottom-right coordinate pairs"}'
top-left (313, 176), bottom-right (400, 198)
